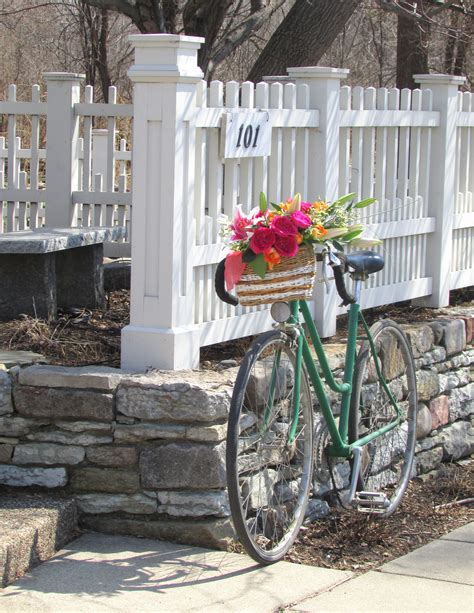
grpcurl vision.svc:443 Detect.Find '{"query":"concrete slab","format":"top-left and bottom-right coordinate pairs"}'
top-left (292, 570), bottom-right (474, 613)
top-left (0, 532), bottom-right (352, 612)
top-left (440, 522), bottom-right (474, 543)
top-left (380, 539), bottom-right (474, 585)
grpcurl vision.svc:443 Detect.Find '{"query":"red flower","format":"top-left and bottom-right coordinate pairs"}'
top-left (250, 226), bottom-right (276, 254)
top-left (274, 234), bottom-right (299, 258)
top-left (271, 215), bottom-right (298, 237)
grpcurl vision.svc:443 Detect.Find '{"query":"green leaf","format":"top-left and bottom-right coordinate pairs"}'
top-left (355, 197), bottom-right (376, 209)
top-left (271, 201), bottom-right (282, 212)
top-left (259, 192), bottom-right (268, 214)
top-left (248, 253), bottom-right (267, 278)
top-left (340, 229), bottom-right (363, 242)
top-left (333, 192), bottom-right (356, 207)
top-left (242, 249), bottom-right (256, 263)
top-left (332, 240), bottom-right (344, 252)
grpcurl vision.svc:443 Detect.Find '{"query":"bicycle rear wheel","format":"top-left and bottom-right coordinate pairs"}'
top-left (226, 329), bottom-right (313, 564)
top-left (349, 319), bottom-right (418, 516)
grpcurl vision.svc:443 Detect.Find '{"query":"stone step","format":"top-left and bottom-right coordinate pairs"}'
top-left (0, 493), bottom-right (78, 588)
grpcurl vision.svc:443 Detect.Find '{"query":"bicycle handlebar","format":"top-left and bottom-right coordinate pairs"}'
top-left (215, 259), bottom-right (239, 306)
top-left (215, 250), bottom-right (356, 307)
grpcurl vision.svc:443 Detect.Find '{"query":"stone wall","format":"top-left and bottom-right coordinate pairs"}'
top-left (0, 312), bottom-right (472, 549)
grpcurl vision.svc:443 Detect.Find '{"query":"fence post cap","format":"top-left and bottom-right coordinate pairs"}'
top-left (414, 73), bottom-right (466, 86)
top-left (286, 66), bottom-right (349, 80)
top-left (128, 34), bottom-right (204, 83)
top-left (43, 72), bottom-right (85, 82)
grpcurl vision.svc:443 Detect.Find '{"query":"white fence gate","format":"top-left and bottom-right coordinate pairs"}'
top-left (0, 74), bottom-right (132, 256)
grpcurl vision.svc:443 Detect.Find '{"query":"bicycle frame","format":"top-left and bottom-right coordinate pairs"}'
top-left (286, 299), bottom-right (403, 459)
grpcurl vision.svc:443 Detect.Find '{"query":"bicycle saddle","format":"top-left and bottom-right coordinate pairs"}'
top-left (345, 250), bottom-right (385, 275)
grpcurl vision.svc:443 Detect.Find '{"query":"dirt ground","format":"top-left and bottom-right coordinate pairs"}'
top-left (0, 288), bottom-right (472, 570)
top-left (287, 461), bottom-right (473, 572)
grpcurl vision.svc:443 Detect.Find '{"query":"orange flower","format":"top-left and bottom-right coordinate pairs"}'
top-left (312, 200), bottom-right (328, 211)
top-left (263, 247), bottom-right (281, 270)
top-left (267, 211), bottom-right (277, 221)
top-left (311, 224), bottom-right (327, 239)
top-left (296, 233), bottom-right (303, 244)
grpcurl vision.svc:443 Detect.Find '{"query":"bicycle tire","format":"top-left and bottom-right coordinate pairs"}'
top-left (349, 319), bottom-right (418, 516)
top-left (226, 329), bottom-right (314, 564)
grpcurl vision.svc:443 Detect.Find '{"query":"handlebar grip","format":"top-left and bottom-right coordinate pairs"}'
top-left (332, 260), bottom-right (355, 306)
top-left (215, 259), bottom-right (239, 306)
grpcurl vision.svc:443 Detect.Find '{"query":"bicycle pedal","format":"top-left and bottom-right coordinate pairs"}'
top-left (353, 491), bottom-right (389, 514)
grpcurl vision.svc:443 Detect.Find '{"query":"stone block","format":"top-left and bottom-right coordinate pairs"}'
top-left (13, 443), bottom-right (85, 465)
top-left (414, 346), bottom-right (446, 369)
top-left (79, 515), bottom-right (234, 551)
top-left (104, 258), bottom-right (131, 291)
top-left (305, 499), bottom-right (330, 521)
top-left (0, 252), bottom-right (57, 319)
top-left (402, 324), bottom-right (434, 358)
top-left (185, 423), bottom-right (227, 442)
top-left (416, 404), bottom-right (432, 439)
top-left (428, 319), bottom-right (466, 357)
top-left (415, 447), bottom-right (443, 474)
top-left (0, 444), bottom-right (13, 462)
top-left (140, 442), bottom-right (226, 490)
top-left (416, 369), bottom-right (440, 402)
top-left (0, 416), bottom-right (47, 437)
top-left (439, 421), bottom-right (474, 461)
top-left (439, 369), bottom-right (471, 393)
top-left (56, 243), bottom-right (104, 310)
top-left (26, 430), bottom-right (112, 446)
top-left (0, 465), bottom-right (67, 487)
top-left (70, 467), bottom-right (139, 493)
top-left (113, 423), bottom-right (187, 443)
top-left (54, 421), bottom-right (112, 433)
top-left (13, 386), bottom-right (114, 421)
top-left (116, 371), bottom-right (231, 423)
top-left (0, 371), bottom-right (13, 416)
top-left (19, 365), bottom-right (125, 391)
top-left (448, 383), bottom-right (474, 421)
top-left (86, 446), bottom-right (138, 467)
top-left (76, 493), bottom-right (156, 515)
top-left (429, 396), bottom-right (449, 430)
top-left (156, 490), bottom-right (230, 517)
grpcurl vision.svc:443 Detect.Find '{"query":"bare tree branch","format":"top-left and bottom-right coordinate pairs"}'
top-left (210, 0), bottom-right (286, 69)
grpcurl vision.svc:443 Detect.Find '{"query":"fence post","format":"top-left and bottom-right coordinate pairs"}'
top-left (44, 73), bottom-right (85, 227)
top-left (412, 74), bottom-right (465, 308)
top-left (287, 67), bottom-right (349, 337)
top-left (121, 34), bottom-right (204, 372)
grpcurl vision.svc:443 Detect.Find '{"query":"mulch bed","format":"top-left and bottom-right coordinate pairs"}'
top-left (286, 461), bottom-right (473, 572)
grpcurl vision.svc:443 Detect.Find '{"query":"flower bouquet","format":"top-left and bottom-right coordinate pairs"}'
top-left (220, 192), bottom-right (380, 306)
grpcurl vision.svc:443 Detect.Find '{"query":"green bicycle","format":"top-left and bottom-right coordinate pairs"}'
top-left (215, 249), bottom-right (418, 565)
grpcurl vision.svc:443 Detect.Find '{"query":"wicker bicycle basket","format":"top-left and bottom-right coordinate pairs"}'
top-left (236, 243), bottom-right (316, 307)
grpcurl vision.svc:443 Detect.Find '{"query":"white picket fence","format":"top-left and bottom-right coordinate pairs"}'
top-left (1, 35), bottom-right (473, 371)
top-left (0, 74), bottom-right (132, 256)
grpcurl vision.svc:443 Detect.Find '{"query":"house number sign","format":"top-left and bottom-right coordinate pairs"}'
top-left (222, 110), bottom-right (272, 159)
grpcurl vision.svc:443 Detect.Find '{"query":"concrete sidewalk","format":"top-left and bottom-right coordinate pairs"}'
top-left (0, 523), bottom-right (472, 612)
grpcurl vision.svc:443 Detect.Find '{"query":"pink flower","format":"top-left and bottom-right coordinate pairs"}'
top-left (230, 205), bottom-right (249, 240)
top-left (301, 201), bottom-right (312, 212)
top-left (224, 251), bottom-right (246, 291)
top-left (291, 211), bottom-right (312, 229)
top-left (250, 226), bottom-right (276, 254)
top-left (271, 215), bottom-right (298, 237)
top-left (274, 234), bottom-right (299, 258)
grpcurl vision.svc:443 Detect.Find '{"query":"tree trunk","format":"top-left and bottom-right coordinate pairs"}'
top-left (247, 0), bottom-right (362, 83)
top-left (396, 2), bottom-right (430, 89)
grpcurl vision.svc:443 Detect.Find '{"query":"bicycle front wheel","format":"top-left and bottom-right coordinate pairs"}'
top-left (349, 319), bottom-right (418, 516)
top-left (226, 329), bottom-right (313, 564)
